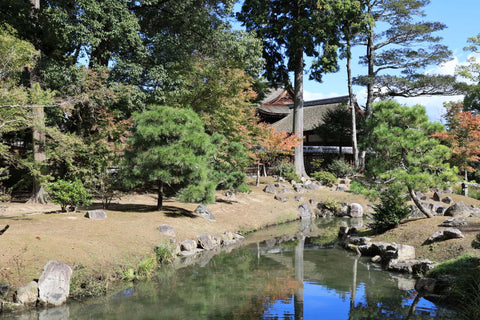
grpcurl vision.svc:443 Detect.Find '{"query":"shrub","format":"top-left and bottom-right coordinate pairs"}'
top-left (311, 171), bottom-right (337, 186)
top-left (349, 181), bottom-right (380, 200)
top-left (368, 189), bottom-right (411, 233)
top-left (283, 172), bottom-right (301, 183)
top-left (327, 159), bottom-right (355, 178)
top-left (322, 198), bottom-right (342, 214)
top-left (155, 242), bottom-right (175, 264)
top-left (272, 158), bottom-right (296, 178)
top-left (45, 179), bottom-right (92, 212)
top-left (472, 233), bottom-right (480, 249)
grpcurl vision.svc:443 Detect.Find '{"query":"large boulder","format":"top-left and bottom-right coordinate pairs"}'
top-left (197, 233), bottom-right (215, 250)
top-left (444, 201), bottom-right (473, 217)
top-left (15, 281), bottom-right (38, 305)
top-left (298, 204), bottom-right (311, 220)
top-left (425, 228), bottom-right (464, 244)
top-left (194, 204), bottom-right (216, 222)
top-left (274, 194), bottom-right (289, 202)
top-left (439, 217), bottom-right (468, 228)
top-left (180, 239), bottom-right (197, 252)
top-left (349, 203), bottom-right (364, 218)
top-left (38, 260), bottom-right (72, 306)
top-left (263, 184), bottom-right (276, 194)
top-left (85, 210), bottom-right (107, 220)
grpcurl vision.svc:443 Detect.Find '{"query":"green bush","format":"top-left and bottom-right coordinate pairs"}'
top-left (272, 158), bottom-right (296, 177)
top-left (472, 233), bottom-right (480, 249)
top-left (322, 198), bottom-right (342, 214)
top-left (368, 189), bottom-right (411, 233)
top-left (283, 172), bottom-right (301, 183)
top-left (45, 179), bottom-right (92, 212)
top-left (311, 171), bottom-right (337, 186)
top-left (155, 242), bottom-right (175, 264)
top-left (327, 159), bottom-right (355, 178)
top-left (349, 181), bottom-right (380, 200)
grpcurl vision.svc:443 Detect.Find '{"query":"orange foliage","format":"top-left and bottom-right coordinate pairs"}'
top-left (238, 121), bottom-right (302, 165)
top-left (433, 103), bottom-right (480, 174)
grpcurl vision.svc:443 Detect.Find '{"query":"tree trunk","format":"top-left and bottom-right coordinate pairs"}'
top-left (28, 0), bottom-right (47, 204)
top-left (256, 163), bottom-right (260, 186)
top-left (346, 37), bottom-right (359, 169)
top-left (408, 186), bottom-right (433, 218)
top-left (293, 47), bottom-right (307, 178)
top-left (157, 181), bottom-right (164, 211)
top-left (365, 7), bottom-right (375, 119)
top-left (294, 235), bottom-right (305, 320)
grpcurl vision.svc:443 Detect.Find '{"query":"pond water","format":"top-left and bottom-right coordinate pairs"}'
top-left (3, 219), bottom-right (456, 319)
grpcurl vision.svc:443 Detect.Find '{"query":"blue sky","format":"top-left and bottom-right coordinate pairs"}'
top-left (304, 0), bottom-right (480, 122)
top-left (235, 0), bottom-right (480, 122)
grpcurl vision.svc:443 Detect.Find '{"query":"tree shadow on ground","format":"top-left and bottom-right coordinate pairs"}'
top-left (88, 202), bottom-right (197, 218)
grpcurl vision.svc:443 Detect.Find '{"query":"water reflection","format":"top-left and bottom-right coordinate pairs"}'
top-left (2, 219), bottom-right (455, 320)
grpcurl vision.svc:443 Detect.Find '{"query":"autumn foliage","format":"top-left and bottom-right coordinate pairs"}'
top-left (433, 103), bottom-right (480, 178)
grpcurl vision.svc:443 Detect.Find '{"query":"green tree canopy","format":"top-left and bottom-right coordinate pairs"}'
top-left (122, 105), bottom-right (217, 210)
top-left (364, 100), bottom-right (457, 218)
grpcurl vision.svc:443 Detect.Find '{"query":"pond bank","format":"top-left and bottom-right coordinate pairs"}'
top-left (1, 177), bottom-right (479, 312)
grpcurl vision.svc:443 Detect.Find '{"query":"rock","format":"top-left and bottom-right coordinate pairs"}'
top-left (432, 191), bottom-right (442, 201)
top-left (224, 191), bottom-right (236, 201)
top-left (294, 195), bottom-right (304, 202)
top-left (348, 236), bottom-right (371, 246)
top-left (263, 184), bottom-right (276, 194)
top-left (349, 203), bottom-right (364, 218)
top-left (85, 210), bottom-right (107, 220)
top-left (444, 201), bottom-right (472, 217)
top-left (470, 208), bottom-right (480, 218)
top-left (309, 199), bottom-right (318, 207)
top-left (233, 232), bottom-right (245, 241)
top-left (293, 184), bottom-right (305, 193)
top-left (194, 204), bottom-right (216, 222)
top-left (420, 196), bottom-right (428, 201)
top-left (0, 284), bottom-right (10, 297)
top-left (436, 206), bottom-right (446, 216)
top-left (439, 217), bottom-right (468, 228)
top-left (425, 228), bottom-right (464, 244)
top-left (15, 281), bottom-right (38, 305)
top-left (371, 255), bottom-right (382, 263)
top-left (410, 260), bottom-right (438, 275)
top-left (336, 184), bottom-right (347, 192)
top-left (415, 277), bottom-right (437, 294)
top-left (157, 224), bottom-right (176, 237)
top-left (180, 239), bottom-right (197, 252)
top-left (197, 233), bottom-right (215, 250)
top-left (388, 262), bottom-right (412, 273)
top-left (38, 260), bottom-right (72, 306)
top-left (441, 196), bottom-right (452, 204)
top-left (304, 183), bottom-right (320, 190)
top-left (274, 194), bottom-right (289, 202)
top-left (298, 204), bottom-right (311, 220)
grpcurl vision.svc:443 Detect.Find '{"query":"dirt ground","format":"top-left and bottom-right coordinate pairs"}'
top-left (0, 177), bottom-right (479, 290)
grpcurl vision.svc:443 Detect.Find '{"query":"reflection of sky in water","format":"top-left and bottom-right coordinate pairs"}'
top-left (263, 281), bottom-right (442, 320)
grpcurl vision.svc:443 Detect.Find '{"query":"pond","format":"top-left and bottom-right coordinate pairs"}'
top-left (3, 219), bottom-right (455, 319)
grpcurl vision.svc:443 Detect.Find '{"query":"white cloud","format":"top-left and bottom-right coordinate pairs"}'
top-left (303, 90), bottom-right (342, 101)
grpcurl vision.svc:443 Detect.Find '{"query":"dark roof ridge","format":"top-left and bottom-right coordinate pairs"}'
top-left (288, 95), bottom-right (351, 109)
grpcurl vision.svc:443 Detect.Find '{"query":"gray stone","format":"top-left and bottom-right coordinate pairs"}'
top-left (294, 195), bottom-right (304, 202)
top-left (274, 194), bottom-right (289, 202)
top-left (388, 262), bottom-right (412, 273)
top-left (180, 239), bottom-right (197, 252)
top-left (0, 284), bottom-right (10, 296)
top-left (441, 196), bottom-right (452, 204)
top-left (349, 203), bottom-right (364, 218)
top-left (263, 184), bottom-right (276, 194)
top-left (293, 184), bottom-right (305, 193)
top-left (336, 184), bottom-right (347, 192)
top-left (432, 191), bottom-right (442, 201)
top-left (436, 206), bottom-right (446, 216)
top-left (425, 228), bottom-right (464, 244)
top-left (197, 233), bottom-right (215, 250)
top-left (444, 201), bottom-right (472, 217)
top-left (38, 260), bottom-right (72, 306)
top-left (439, 217), bottom-right (468, 228)
top-left (194, 204), bottom-right (216, 222)
top-left (304, 183), bottom-right (320, 190)
top-left (233, 233), bottom-right (245, 241)
top-left (15, 281), bottom-right (38, 305)
top-left (85, 210), bottom-right (107, 220)
top-left (415, 277), bottom-right (437, 294)
top-left (470, 208), bottom-right (480, 218)
top-left (410, 260), bottom-right (438, 275)
top-left (298, 204), bottom-right (311, 220)
top-left (348, 236), bottom-right (371, 246)
top-left (371, 255), bottom-right (382, 263)
top-left (157, 224), bottom-right (175, 237)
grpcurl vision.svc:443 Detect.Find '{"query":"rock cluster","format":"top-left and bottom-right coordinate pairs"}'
top-left (338, 227), bottom-right (437, 275)
top-left (177, 230), bottom-right (245, 257)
